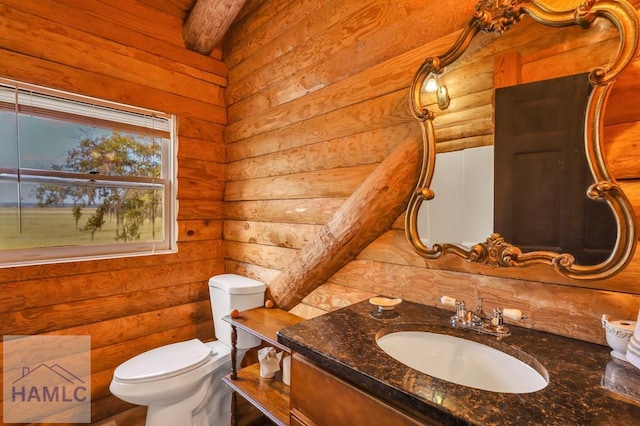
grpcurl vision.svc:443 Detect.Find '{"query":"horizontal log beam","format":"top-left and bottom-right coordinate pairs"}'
top-left (183, 0), bottom-right (247, 55)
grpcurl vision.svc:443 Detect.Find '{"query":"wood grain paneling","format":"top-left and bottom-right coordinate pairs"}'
top-left (0, 49), bottom-right (225, 123)
top-left (226, 89), bottom-right (413, 161)
top-left (223, 0), bottom-right (640, 347)
top-left (0, 1), bottom-right (225, 424)
top-left (226, 123), bottom-right (417, 180)
top-left (0, 5), bottom-right (219, 100)
top-left (224, 220), bottom-right (320, 249)
top-left (225, 165), bottom-right (375, 201)
top-left (1, 0), bottom-right (225, 74)
top-left (224, 198), bottom-right (346, 224)
top-left (3, 1), bottom-right (640, 424)
top-left (224, 0), bottom-right (328, 69)
top-left (224, 240), bottom-right (296, 270)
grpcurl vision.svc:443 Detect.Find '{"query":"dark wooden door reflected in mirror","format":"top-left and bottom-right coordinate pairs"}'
top-left (494, 73), bottom-right (616, 264)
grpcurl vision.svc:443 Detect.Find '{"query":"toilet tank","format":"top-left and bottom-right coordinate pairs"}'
top-left (208, 274), bottom-right (266, 349)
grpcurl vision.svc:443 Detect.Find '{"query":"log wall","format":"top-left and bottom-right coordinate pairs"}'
top-left (223, 0), bottom-right (640, 342)
top-left (1, 0), bottom-right (640, 424)
top-left (0, 0), bottom-right (225, 424)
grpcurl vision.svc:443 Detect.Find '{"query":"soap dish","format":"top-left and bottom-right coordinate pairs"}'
top-left (369, 297), bottom-right (402, 319)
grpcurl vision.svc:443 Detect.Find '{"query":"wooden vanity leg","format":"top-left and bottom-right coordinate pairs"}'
top-left (230, 324), bottom-right (238, 425)
top-left (231, 324), bottom-right (238, 380)
top-left (231, 391), bottom-right (238, 426)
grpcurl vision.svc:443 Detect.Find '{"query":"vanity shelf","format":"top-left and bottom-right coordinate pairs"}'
top-left (223, 363), bottom-right (290, 426)
top-left (222, 307), bottom-right (303, 426)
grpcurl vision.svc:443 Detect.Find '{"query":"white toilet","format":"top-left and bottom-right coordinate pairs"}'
top-left (109, 274), bottom-right (266, 426)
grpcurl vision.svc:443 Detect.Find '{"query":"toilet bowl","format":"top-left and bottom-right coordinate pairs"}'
top-left (109, 274), bottom-right (266, 426)
top-left (110, 340), bottom-right (236, 425)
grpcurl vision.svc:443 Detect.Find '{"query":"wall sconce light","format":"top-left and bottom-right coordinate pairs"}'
top-left (423, 74), bottom-right (450, 110)
top-left (425, 76), bottom-right (438, 93)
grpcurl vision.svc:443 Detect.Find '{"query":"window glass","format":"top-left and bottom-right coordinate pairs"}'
top-left (0, 80), bottom-right (176, 266)
top-left (0, 110), bottom-right (17, 169)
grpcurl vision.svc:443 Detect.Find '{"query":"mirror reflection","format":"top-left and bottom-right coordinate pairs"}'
top-left (419, 73), bottom-right (617, 265)
top-left (406, 0), bottom-right (638, 280)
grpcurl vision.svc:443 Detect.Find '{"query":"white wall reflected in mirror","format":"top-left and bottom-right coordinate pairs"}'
top-left (418, 146), bottom-right (494, 248)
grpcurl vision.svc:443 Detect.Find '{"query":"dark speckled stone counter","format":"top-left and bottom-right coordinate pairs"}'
top-left (277, 299), bottom-right (640, 425)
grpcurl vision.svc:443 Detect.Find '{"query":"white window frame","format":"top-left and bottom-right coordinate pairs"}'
top-left (0, 78), bottom-right (177, 267)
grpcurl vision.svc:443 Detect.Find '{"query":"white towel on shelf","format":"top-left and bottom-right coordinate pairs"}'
top-left (626, 309), bottom-right (640, 370)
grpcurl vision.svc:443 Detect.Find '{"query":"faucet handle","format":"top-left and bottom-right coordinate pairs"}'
top-left (475, 298), bottom-right (485, 318)
top-left (490, 308), bottom-right (504, 327)
top-left (503, 308), bottom-right (525, 321)
top-left (455, 300), bottom-right (467, 319)
top-left (439, 295), bottom-right (457, 307)
top-left (490, 308), bottom-right (525, 327)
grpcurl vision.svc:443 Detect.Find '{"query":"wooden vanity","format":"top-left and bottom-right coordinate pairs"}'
top-left (224, 302), bottom-right (640, 425)
top-left (222, 307), bottom-right (302, 426)
top-left (223, 306), bottom-right (434, 426)
top-left (279, 300), bottom-right (640, 425)
top-left (290, 353), bottom-right (431, 426)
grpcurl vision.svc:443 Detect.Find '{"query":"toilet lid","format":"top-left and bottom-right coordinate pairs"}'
top-left (114, 339), bottom-right (214, 383)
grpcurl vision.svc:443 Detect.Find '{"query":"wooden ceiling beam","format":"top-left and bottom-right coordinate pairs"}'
top-left (183, 0), bottom-right (247, 55)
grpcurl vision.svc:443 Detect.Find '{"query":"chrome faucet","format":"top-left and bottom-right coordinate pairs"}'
top-left (440, 296), bottom-right (524, 338)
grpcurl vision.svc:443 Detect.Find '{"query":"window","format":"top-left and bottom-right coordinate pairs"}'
top-left (0, 79), bottom-right (176, 267)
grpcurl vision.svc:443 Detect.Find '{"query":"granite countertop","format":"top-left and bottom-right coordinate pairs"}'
top-left (276, 299), bottom-right (640, 425)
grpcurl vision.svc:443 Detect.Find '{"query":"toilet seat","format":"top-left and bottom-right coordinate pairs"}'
top-left (114, 339), bottom-right (215, 383)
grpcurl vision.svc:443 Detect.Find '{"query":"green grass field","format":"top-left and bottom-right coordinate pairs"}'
top-left (0, 206), bottom-right (163, 250)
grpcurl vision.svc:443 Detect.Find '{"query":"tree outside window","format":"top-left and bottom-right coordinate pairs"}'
top-left (0, 80), bottom-right (175, 267)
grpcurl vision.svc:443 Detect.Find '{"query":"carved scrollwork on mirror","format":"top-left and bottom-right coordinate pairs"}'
top-left (405, 0), bottom-right (639, 280)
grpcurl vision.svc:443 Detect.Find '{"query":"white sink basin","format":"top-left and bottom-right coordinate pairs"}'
top-left (376, 331), bottom-right (548, 393)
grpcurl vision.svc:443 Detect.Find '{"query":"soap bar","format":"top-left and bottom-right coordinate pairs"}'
top-left (369, 297), bottom-right (402, 310)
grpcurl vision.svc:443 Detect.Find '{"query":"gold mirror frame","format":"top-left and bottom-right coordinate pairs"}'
top-left (405, 0), bottom-right (639, 280)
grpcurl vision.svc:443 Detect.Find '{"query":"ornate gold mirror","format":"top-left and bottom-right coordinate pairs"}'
top-left (405, 0), bottom-right (639, 280)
